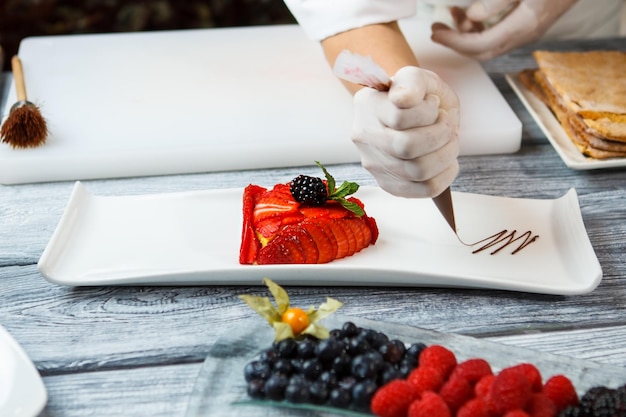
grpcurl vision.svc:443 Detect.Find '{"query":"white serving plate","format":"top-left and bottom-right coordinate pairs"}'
top-left (506, 73), bottom-right (626, 170)
top-left (38, 182), bottom-right (601, 295)
top-left (0, 325), bottom-right (47, 417)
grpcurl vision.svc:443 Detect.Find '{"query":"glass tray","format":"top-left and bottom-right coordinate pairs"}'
top-left (184, 315), bottom-right (626, 417)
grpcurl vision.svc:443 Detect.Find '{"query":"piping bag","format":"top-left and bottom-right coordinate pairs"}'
top-left (333, 50), bottom-right (457, 234)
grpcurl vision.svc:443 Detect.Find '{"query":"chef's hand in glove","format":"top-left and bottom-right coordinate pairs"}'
top-left (352, 66), bottom-right (460, 199)
top-left (431, 0), bottom-right (577, 61)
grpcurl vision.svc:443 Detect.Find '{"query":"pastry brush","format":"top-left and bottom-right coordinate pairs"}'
top-left (0, 55), bottom-right (48, 148)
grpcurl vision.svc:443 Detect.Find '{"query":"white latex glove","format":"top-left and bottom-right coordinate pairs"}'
top-left (351, 66), bottom-right (460, 199)
top-left (431, 0), bottom-right (577, 60)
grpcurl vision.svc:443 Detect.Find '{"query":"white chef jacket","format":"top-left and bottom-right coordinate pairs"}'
top-left (283, 0), bottom-right (624, 42)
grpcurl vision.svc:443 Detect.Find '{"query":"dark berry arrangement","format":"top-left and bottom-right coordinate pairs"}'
top-left (239, 279), bottom-right (625, 417)
top-left (244, 321), bottom-right (425, 412)
top-left (289, 161), bottom-right (365, 216)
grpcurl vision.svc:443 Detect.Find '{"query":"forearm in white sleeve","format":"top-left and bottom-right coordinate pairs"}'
top-left (283, 0), bottom-right (417, 40)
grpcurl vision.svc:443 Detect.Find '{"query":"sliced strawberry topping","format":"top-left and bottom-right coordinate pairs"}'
top-left (344, 218), bottom-right (369, 252)
top-left (315, 221), bottom-right (339, 261)
top-left (239, 185), bottom-right (265, 264)
top-left (257, 230), bottom-right (306, 264)
top-left (324, 219), bottom-right (351, 260)
top-left (301, 221), bottom-right (336, 264)
top-left (257, 225), bottom-right (319, 264)
top-left (337, 219), bottom-right (358, 257)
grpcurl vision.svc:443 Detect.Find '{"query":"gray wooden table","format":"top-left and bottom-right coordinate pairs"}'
top-left (1, 36), bottom-right (625, 417)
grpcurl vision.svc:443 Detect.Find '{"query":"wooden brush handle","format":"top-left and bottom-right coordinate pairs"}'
top-left (11, 55), bottom-right (28, 102)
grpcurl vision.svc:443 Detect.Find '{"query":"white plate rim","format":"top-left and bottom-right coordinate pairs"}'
top-left (37, 182), bottom-right (602, 295)
top-left (0, 325), bottom-right (47, 417)
top-left (505, 73), bottom-right (626, 170)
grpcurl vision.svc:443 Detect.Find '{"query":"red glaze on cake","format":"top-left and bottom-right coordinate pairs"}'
top-left (239, 182), bottom-right (378, 265)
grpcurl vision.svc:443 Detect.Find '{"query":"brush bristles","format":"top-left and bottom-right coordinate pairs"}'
top-left (1, 104), bottom-right (48, 148)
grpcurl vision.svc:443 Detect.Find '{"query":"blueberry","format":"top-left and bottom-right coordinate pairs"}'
top-left (285, 378), bottom-right (310, 403)
top-left (275, 339), bottom-right (298, 358)
top-left (290, 358), bottom-right (304, 374)
top-left (406, 342), bottom-right (426, 363)
top-left (352, 380), bottom-right (378, 410)
top-left (244, 360), bottom-right (272, 382)
top-left (302, 358), bottom-right (323, 380)
top-left (328, 387), bottom-right (352, 408)
top-left (398, 359), bottom-right (416, 378)
top-left (379, 340), bottom-right (406, 364)
top-left (331, 352), bottom-right (352, 376)
top-left (264, 374), bottom-right (289, 401)
top-left (346, 336), bottom-right (370, 357)
top-left (297, 338), bottom-right (318, 359)
top-left (342, 322), bottom-right (359, 338)
top-left (273, 358), bottom-right (294, 376)
top-left (318, 370), bottom-right (339, 388)
top-left (379, 363), bottom-right (403, 385)
top-left (316, 338), bottom-right (345, 363)
top-left (351, 353), bottom-right (381, 380)
top-left (330, 328), bottom-right (343, 339)
top-left (258, 347), bottom-right (278, 364)
top-left (308, 381), bottom-right (329, 405)
top-left (364, 329), bottom-right (388, 349)
top-left (338, 375), bottom-right (357, 392)
top-left (247, 378), bottom-right (265, 399)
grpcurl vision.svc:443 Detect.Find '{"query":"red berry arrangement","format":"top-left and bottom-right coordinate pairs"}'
top-left (371, 344), bottom-right (581, 417)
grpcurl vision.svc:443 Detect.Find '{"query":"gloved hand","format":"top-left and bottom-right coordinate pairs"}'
top-left (351, 66), bottom-right (460, 198)
top-left (431, 0), bottom-right (577, 61)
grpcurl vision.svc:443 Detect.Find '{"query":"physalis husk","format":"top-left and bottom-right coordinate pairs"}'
top-left (238, 278), bottom-right (343, 341)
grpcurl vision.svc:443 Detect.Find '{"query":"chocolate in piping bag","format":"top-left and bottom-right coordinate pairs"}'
top-left (333, 50), bottom-right (457, 235)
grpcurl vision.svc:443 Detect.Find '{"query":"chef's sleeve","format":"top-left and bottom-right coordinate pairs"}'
top-left (283, 0), bottom-right (417, 40)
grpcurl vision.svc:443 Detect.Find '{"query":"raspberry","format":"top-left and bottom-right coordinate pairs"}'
top-left (456, 398), bottom-right (492, 417)
top-left (418, 345), bottom-right (457, 379)
top-left (489, 367), bottom-right (533, 414)
top-left (509, 363), bottom-right (543, 392)
top-left (503, 411), bottom-right (530, 417)
top-left (527, 393), bottom-right (557, 417)
top-left (370, 379), bottom-right (417, 417)
top-left (439, 374), bottom-right (473, 413)
top-left (475, 375), bottom-right (495, 399)
top-left (407, 366), bottom-right (445, 395)
top-left (408, 391), bottom-right (452, 417)
top-left (451, 358), bottom-right (493, 385)
top-left (542, 374), bottom-right (578, 412)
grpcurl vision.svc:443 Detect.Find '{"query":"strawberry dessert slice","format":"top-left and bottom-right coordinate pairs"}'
top-left (239, 163), bottom-right (378, 265)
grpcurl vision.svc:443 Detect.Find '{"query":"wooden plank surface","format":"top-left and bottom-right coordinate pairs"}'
top-left (0, 36), bottom-right (625, 417)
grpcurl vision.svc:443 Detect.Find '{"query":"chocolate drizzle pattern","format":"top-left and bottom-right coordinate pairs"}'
top-left (470, 229), bottom-right (539, 255)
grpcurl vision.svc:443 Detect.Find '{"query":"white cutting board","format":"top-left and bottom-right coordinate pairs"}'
top-left (0, 18), bottom-right (521, 185)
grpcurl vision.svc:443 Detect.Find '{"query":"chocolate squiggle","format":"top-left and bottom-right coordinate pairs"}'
top-left (470, 230), bottom-right (539, 255)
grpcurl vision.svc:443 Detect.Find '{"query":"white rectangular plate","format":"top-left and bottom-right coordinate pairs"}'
top-left (506, 73), bottom-right (626, 170)
top-left (0, 325), bottom-right (47, 417)
top-left (38, 183), bottom-right (601, 295)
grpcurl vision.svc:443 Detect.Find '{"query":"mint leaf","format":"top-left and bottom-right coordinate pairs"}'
top-left (316, 161), bottom-right (335, 192)
top-left (338, 199), bottom-right (365, 217)
top-left (314, 161), bottom-right (364, 217)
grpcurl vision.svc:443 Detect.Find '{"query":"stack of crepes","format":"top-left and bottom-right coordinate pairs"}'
top-left (518, 50), bottom-right (626, 159)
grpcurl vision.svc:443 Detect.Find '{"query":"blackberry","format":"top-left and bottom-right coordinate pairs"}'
top-left (558, 384), bottom-right (626, 417)
top-left (289, 175), bottom-right (327, 206)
